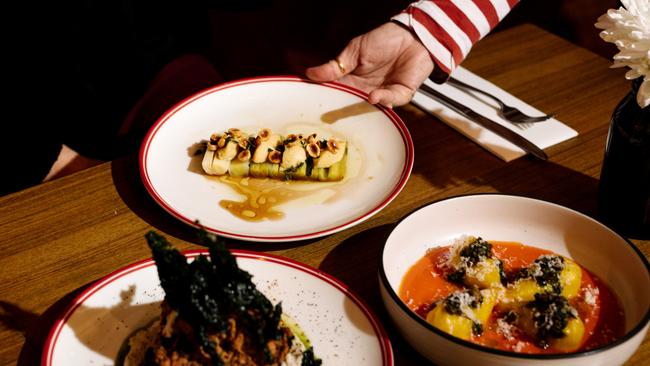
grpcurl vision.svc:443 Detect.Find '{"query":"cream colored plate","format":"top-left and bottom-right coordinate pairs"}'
top-left (44, 250), bottom-right (393, 365)
top-left (139, 76), bottom-right (413, 242)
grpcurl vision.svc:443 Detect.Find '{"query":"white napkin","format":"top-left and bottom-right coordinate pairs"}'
top-left (411, 67), bottom-right (578, 162)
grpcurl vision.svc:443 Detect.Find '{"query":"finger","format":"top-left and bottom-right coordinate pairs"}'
top-left (306, 40), bottom-right (359, 82)
top-left (305, 60), bottom-right (337, 82)
top-left (368, 85), bottom-right (415, 108)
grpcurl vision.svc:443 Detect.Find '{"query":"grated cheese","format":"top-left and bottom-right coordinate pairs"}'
top-left (445, 290), bottom-right (480, 322)
top-left (445, 235), bottom-right (474, 269)
top-left (528, 254), bottom-right (565, 278)
top-left (456, 291), bottom-right (479, 322)
top-left (583, 285), bottom-right (600, 306)
top-left (496, 318), bottom-right (516, 340)
top-left (513, 341), bottom-right (525, 352)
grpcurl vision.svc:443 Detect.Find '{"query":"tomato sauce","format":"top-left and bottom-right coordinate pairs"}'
top-left (399, 241), bottom-right (625, 354)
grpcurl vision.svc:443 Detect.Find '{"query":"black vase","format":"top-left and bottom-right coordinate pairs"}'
top-left (597, 78), bottom-right (650, 239)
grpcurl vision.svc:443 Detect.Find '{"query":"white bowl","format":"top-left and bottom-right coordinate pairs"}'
top-left (379, 194), bottom-right (650, 366)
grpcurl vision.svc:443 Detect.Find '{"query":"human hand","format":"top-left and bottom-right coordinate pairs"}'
top-left (306, 22), bottom-right (434, 108)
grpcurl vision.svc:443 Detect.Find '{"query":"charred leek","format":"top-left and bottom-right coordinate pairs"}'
top-left (202, 129), bottom-right (347, 181)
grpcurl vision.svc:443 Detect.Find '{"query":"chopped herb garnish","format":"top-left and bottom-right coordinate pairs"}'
top-left (306, 156), bottom-right (314, 177)
top-left (472, 322), bottom-right (484, 336)
top-left (526, 293), bottom-right (577, 347)
top-left (446, 269), bottom-right (466, 284)
top-left (498, 260), bottom-right (507, 285)
top-left (283, 136), bottom-right (296, 145)
top-left (283, 162), bottom-right (304, 181)
top-left (248, 136), bottom-right (257, 151)
top-left (503, 310), bottom-right (518, 324)
top-left (517, 255), bottom-right (565, 294)
top-left (443, 289), bottom-right (481, 316)
top-left (459, 237), bottom-right (492, 266)
top-left (447, 237), bottom-right (498, 284)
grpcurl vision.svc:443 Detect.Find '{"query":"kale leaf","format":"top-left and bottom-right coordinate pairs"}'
top-left (146, 230), bottom-right (285, 365)
top-left (300, 347), bottom-right (322, 366)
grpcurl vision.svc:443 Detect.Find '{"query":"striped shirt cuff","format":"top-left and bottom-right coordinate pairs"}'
top-left (392, 0), bottom-right (519, 83)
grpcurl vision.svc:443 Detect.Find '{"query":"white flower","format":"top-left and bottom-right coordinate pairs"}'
top-left (595, 0), bottom-right (650, 108)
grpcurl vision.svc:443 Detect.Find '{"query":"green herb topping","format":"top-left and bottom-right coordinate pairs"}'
top-left (446, 237), bottom-right (505, 284)
top-left (283, 162), bottom-right (304, 181)
top-left (459, 237), bottom-right (492, 266)
top-left (441, 289), bottom-right (485, 336)
top-left (305, 156), bottom-right (314, 177)
top-left (526, 293), bottom-right (578, 347)
top-left (443, 289), bottom-right (482, 315)
top-left (518, 255), bottom-right (565, 294)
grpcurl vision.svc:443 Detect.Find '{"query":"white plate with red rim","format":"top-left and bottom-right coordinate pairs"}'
top-left (139, 76), bottom-right (413, 242)
top-left (43, 249), bottom-right (393, 365)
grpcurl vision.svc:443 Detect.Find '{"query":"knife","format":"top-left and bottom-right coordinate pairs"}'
top-left (417, 83), bottom-right (548, 161)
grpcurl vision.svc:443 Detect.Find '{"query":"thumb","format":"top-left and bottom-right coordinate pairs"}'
top-left (368, 85), bottom-right (415, 108)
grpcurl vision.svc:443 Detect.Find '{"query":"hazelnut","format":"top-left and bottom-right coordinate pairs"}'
top-left (209, 133), bottom-right (220, 143)
top-left (307, 133), bottom-right (318, 143)
top-left (268, 150), bottom-right (282, 164)
top-left (258, 128), bottom-right (272, 141)
top-left (326, 138), bottom-right (339, 153)
top-left (218, 136), bottom-right (228, 148)
top-left (306, 142), bottom-right (321, 158)
top-left (286, 134), bottom-right (298, 142)
top-left (237, 150), bottom-right (251, 161)
top-left (238, 139), bottom-right (249, 149)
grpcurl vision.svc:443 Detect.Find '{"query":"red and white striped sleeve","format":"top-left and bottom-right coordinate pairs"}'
top-left (392, 0), bottom-right (519, 82)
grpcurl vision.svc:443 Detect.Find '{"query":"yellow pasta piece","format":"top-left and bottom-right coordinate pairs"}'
top-left (560, 259), bottom-right (582, 299)
top-left (426, 289), bottom-right (496, 341)
top-left (504, 278), bottom-right (540, 304)
top-left (475, 289), bottom-right (497, 324)
top-left (426, 305), bottom-right (473, 341)
top-left (465, 258), bottom-right (503, 289)
top-left (549, 317), bottom-right (585, 352)
top-left (517, 293), bottom-right (585, 351)
top-left (504, 255), bottom-right (581, 305)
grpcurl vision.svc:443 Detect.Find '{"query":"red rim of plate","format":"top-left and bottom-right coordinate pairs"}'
top-left (138, 76), bottom-right (414, 242)
top-left (42, 249), bottom-right (394, 366)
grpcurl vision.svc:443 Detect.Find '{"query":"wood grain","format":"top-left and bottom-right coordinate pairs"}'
top-left (0, 24), bottom-right (647, 365)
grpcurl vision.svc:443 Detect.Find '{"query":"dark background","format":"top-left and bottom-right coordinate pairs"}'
top-left (1, 0), bottom-right (622, 195)
top-left (206, 0), bottom-right (619, 80)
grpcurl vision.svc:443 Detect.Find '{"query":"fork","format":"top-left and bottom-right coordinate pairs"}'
top-left (447, 77), bottom-right (554, 126)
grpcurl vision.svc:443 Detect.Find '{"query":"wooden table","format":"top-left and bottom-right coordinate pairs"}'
top-left (1, 24), bottom-right (647, 365)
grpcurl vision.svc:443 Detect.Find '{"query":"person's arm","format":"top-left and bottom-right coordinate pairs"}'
top-left (392, 0), bottom-right (520, 83)
top-left (306, 0), bottom-right (519, 108)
